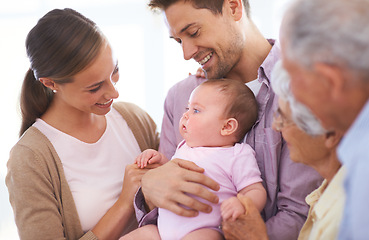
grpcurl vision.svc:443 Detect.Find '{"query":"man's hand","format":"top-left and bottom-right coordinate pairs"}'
top-left (222, 194), bottom-right (268, 240)
top-left (141, 158), bottom-right (220, 217)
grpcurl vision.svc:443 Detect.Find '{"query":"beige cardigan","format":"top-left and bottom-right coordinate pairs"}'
top-left (6, 102), bottom-right (159, 240)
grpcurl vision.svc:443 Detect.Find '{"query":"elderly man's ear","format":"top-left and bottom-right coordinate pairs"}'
top-left (324, 130), bottom-right (343, 149)
top-left (314, 63), bottom-right (346, 101)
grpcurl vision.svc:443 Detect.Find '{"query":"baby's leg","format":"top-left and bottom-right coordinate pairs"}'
top-left (182, 228), bottom-right (224, 240)
top-left (119, 224), bottom-right (160, 240)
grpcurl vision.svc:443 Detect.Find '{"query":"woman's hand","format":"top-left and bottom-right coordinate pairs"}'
top-left (141, 158), bottom-right (220, 217)
top-left (222, 194), bottom-right (268, 240)
top-left (119, 163), bottom-right (159, 206)
top-left (92, 163), bottom-right (160, 240)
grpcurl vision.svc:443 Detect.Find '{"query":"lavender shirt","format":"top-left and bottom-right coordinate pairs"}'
top-left (135, 40), bottom-right (323, 240)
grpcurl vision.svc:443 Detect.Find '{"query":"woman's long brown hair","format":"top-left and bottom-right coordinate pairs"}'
top-left (20, 8), bottom-right (105, 136)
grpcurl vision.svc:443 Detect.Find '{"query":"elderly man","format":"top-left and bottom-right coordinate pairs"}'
top-left (280, 0), bottom-right (369, 239)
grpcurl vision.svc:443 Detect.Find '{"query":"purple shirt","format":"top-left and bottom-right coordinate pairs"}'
top-left (135, 40), bottom-right (323, 240)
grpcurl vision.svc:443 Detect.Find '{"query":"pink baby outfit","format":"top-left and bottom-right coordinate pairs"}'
top-left (158, 141), bottom-right (262, 239)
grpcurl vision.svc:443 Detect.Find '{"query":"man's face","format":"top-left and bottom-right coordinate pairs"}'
top-left (164, 1), bottom-right (244, 79)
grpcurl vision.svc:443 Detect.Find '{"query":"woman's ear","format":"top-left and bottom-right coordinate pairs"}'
top-left (224, 0), bottom-right (243, 21)
top-left (324, 130), bottom-right (343, 149)
top-left (221, 118), bottom-right (238, 136)
top-left (39, 78), bottom-right (58, 92)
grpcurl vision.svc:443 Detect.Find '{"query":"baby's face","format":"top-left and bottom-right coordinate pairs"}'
top-left (179, 84), bottom-right (228, 147)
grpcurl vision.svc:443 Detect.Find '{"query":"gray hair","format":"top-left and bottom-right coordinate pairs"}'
top-left (271, 61), bottom-right (326, 136)
top-left (280, 0), bottom-right (369, 78)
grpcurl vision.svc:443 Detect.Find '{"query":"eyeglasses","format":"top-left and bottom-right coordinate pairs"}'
top-left (273, 108), bottom-right (295, 131)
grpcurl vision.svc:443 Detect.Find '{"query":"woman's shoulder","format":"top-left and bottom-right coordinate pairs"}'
top-left (15, 126), bottom-right (50, 149)
top-left (9, 127), bottom-right (55, 166)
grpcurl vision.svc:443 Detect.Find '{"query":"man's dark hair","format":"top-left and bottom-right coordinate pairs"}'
top-left (148, 0), bottom-right (250, 17)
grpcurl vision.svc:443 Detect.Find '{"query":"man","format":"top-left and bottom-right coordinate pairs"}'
top-left (280, 0), bottom-right (369, 239)
top-left (134, 1), bottom-right (322, 239)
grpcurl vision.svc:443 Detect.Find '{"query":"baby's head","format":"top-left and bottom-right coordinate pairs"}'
top-left (179, 78), bottom-right (258, 148)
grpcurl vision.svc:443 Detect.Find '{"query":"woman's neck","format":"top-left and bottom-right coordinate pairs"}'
top-left (41, 101), bottom-right (107, 143)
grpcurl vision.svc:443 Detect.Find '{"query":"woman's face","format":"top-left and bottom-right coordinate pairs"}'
top-left (54, 43), bottom-right (119, 116)
top-left (273, 99), bottom-right (329, 165)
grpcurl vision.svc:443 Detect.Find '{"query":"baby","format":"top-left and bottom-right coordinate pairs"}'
top-left (123, 79), bottom-right (266, 240)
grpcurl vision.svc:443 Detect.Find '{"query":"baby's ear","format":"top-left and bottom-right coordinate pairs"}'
top-left (221, 118), bottom-right (238, 136)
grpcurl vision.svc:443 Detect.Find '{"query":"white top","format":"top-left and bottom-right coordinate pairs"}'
top-left (33, 108), bottom-right (141, 232)
top-left (243, 78), bottom-right (262, 141)
top-left (246, 78), bottom-right (262, 97)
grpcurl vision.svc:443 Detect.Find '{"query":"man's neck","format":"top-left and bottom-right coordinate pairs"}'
top-left (227, 43), bottom-right (272, 83)
top-left (226, 22), bottom-right (273, 83)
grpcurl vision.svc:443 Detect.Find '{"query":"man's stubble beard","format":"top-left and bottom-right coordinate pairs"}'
top-left (205, 30), bottom-right (244, 79)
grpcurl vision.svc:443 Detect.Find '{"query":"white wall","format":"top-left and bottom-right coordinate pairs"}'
top-left (0, 0), bottom-right (292, 238)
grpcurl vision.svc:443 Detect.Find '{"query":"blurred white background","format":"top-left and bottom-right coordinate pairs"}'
top-left (0, 0), bottom-right (292, 238)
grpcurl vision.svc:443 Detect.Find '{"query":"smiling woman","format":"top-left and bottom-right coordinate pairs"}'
top-left (0, 2), bottom-right (168, 239)
top-left (5, 8), bottom-right (160, 240)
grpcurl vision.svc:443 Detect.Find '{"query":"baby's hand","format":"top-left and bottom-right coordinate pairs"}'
top-left (135, 149), bottom-right (167, 168)
top-left (189, 67), bottom-right (206, 79)
top-left (221, 196), bottom-right (245, 221)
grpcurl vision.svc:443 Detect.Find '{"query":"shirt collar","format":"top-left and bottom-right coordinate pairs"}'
top-left (309, 167), bottom-right (346, 220)
top-left (258, 39), bottom-right (281, 84)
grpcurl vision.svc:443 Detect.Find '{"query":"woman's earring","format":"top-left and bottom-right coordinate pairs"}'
top-left (53, 90), bottom-right (57, 93)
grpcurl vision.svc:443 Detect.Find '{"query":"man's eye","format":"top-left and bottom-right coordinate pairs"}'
top-left (190, 30), bottom-right (199, 37)
top-left (174, 38), bottom-right (182, 44)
